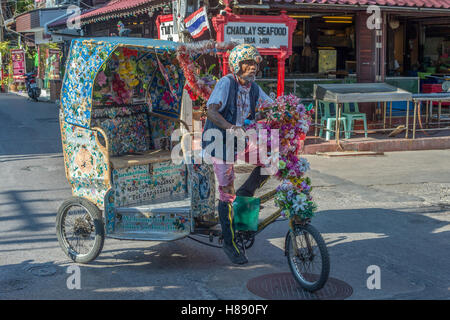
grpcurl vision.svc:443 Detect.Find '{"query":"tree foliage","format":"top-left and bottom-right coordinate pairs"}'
top-left (13, 0), bottom-right (35, 17)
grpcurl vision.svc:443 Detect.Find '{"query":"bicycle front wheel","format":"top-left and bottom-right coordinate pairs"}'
top-left (285, 223), bottom-right (330, 292)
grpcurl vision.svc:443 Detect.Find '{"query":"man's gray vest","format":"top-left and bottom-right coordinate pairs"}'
top-left (202, 74), bottom-right (260, 162)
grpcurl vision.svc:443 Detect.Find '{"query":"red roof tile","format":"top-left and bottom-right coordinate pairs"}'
top-left (80, 0), bottom-right (155, 20)
top-left (266, 0), bottom-right (450, 8)
top-left (48, 0), bottom-right (449, 29)
top-left (48, 0), bottom-right (161, 28)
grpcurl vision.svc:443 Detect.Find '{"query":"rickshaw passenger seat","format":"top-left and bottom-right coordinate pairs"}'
top-left (110, 149), bottom-right (172, 169)
top-left (91, 105), bottom-right (151, 153)
top-left (91, 104), bottom-right (174, 169)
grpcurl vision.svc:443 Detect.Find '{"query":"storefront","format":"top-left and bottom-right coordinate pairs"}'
top-left (213, 0), bottom-right (450, 121)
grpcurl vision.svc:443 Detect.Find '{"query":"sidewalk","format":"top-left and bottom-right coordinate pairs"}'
top-left (5, 89), bottom-right (54, 103)
top-left (303, 133), bottom-right (450, 154)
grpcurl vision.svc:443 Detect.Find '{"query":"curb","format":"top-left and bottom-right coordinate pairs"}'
top-left (303, 135), bottom-right (450, 154)
top-left (3, 91), bottom-right (54, 103)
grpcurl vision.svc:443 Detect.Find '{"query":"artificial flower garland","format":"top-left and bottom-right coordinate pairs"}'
top-left (247, 94), bottom-right (317, 219)
top-left (176, 40), bottom-right (237, 102)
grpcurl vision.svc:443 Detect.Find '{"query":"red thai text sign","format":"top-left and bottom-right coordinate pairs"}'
top-left (11, 49), bottom-right (26, 80)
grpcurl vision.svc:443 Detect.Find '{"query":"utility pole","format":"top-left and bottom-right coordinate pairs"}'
top-left (0, 0), bottom-right (4, 42)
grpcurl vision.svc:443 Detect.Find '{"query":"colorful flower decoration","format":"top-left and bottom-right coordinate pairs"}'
top-left (176, 40), bottom-right (237, 102)
top-left (97, 71), bottom-right (107, 87)
top-left (247, 94), bottom-right (317, 219)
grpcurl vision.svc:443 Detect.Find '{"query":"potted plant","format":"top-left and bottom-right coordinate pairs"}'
top-left (6, 63), bottom-right (14, 91)
top-left (1, 77), bottom-right (9, 92)
top-left (0, 41), bottom-right (10, 93)
top-left (9, 81), bottom-right (17, 92)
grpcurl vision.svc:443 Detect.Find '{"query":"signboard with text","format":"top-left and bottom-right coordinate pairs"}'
top-left (224, 22), bottom-right (289, 49)
top-left (212, 10), bottom-right (297, 96)
top-left (46, 49), bottom-right (61, 80)
top-left (156, 14), bottom-right (180, 42)
top-left (11, 49), bottom-right (26, 80)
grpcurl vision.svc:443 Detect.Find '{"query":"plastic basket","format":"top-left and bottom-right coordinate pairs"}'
top-left (233, 196), bottom-right (260, 231)
top-left (422, 84), bottom-right (442, 93)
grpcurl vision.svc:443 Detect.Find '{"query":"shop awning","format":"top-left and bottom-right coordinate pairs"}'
top-left (48, 0), bottom-right (168, 29)
top-left (263, 0), bottom-right (450, 9)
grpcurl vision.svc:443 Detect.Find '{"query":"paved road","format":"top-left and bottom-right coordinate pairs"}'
top-left (0, 93), bottom-right (449, 300)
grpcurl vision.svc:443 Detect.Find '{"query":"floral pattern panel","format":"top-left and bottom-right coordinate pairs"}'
top-left (93, 47), bottom-right (149, 106)
top-left (60, 110), bottom-right (111, 209)
top-left (188, 164), bottom-right (216, 218)
top-left (149, 117), bottom-right (177, 151)
top-left (104, 189), bottom-right (116, 234)
top-left (113, 213), bottom-right (191, 236)
top-left (61, 39), bottom-right (117, 128)
top-left (148, 52), bottom-right (185, 119)
top-left (112, 162), bottom-right (187, 208)
top-left (91, 104), bottom-right (152, 156)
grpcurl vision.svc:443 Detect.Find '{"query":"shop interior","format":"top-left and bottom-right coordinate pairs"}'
top-left (257, 12), bottom-right (450, 83)
top-left (255, 12), bottom-right (449, 102)
top-left (385, 15), bottom-right (450, 83)
top-left (258, 13), bottom-right (357, 80)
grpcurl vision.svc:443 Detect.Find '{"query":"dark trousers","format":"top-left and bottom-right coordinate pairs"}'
top-left (218, 167), bottom-right (270, 251)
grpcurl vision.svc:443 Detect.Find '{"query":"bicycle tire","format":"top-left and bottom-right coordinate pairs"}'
top-left (56, 197), bottom-right (105, 264)
top-left (285, 223), bottom-right (330, 292)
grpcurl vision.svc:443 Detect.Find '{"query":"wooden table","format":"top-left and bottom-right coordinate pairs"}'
top-left (410, 93), bottom-right (450, 139)
top-left (313, 83), bottom-right (412, 145)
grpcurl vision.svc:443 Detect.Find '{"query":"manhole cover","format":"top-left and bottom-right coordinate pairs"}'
top-left (247, 273), bottom-right (353, 300)
top-left (25, 264), bottom-right (57, 277)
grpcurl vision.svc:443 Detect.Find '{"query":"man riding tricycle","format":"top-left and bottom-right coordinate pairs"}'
top-left (56, 37), bottom-right (329, 292)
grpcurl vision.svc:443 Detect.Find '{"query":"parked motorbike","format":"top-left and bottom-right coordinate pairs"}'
top-left (24, 72), bottom-right (41, 101)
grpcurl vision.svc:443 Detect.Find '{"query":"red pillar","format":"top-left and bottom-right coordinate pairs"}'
top-left (1, 67), bottom-right (4, 92)
top-left (222, 53), bottom-right (230, 76)
top-left (277, 51), bottom-right (288, 97)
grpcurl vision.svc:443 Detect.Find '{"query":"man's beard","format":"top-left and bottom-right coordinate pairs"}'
top-left (240, 74), bottom-right (256, 83)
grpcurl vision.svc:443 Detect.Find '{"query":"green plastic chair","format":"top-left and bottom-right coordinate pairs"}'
top-left (318, 101), bottom-right (348, 141)
top-left (342, 102), bottom-right (368, 139)
top-left (417, 72), bottom-right (432, 80)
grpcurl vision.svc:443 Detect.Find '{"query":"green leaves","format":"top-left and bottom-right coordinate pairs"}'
top-left (0, 41), bottom-right (11, 57)
top-left (207, 63), bottom-right (216, 74)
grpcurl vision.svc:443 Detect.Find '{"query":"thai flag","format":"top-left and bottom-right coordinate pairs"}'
top-left (184, 7), bottom-right (210, 39)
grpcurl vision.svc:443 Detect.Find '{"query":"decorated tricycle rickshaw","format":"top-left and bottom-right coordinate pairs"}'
top-left (56, 37), bottom-right (329, 292)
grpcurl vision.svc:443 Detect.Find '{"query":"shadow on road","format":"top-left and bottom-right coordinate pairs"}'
top-left (1, 191), bottom-right (449, 299)
top-left (0, 94), bottom-right (61, 156)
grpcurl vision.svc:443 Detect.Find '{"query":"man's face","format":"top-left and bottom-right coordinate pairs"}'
top-left (238, 60), bottom-right (259, 83)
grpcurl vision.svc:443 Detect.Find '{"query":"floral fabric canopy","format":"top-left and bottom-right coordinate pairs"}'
top-left (61, 37), bottom-right (185, 128)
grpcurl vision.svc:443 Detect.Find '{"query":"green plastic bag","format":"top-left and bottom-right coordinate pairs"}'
top-left (233, 196), bottom-right (260, 231)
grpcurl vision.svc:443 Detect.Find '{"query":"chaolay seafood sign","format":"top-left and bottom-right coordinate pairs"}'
top-left (224, 22), bottom-right (289, 48)
top-left (212, 10), bottom-right (297, 95)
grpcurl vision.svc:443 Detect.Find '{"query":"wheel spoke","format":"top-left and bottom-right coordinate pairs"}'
top-left (61, 204), bottom-right (96, 256)
top-left (287, 225), bottom-right (329, 291)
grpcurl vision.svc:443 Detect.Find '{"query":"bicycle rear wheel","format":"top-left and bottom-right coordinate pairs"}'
top-left (285, 223), bottom-right (330, 292)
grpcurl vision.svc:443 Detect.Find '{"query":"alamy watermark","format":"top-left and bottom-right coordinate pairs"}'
top-left (66, 265), bottom-right (81, 290)
top-left (66, 5), bottom-right (81, 31)
top-left (366, 265), bottom-right (381, 290)
top-left (171, 121), bottom-right (280, 175)
top-left (366, 5), bottom-right (382, 30)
